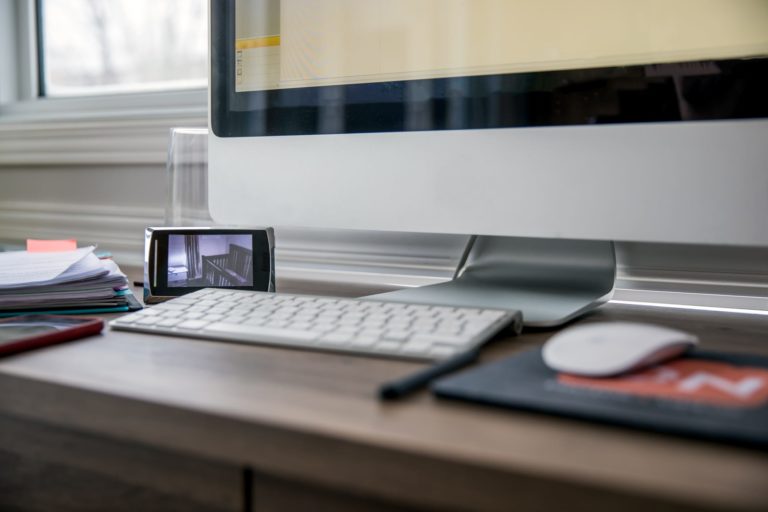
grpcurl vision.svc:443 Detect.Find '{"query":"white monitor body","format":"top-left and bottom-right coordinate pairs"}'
top-left (209, 119), bottom-right (768, 246)
top-left (207, 1), bottom-right (768, 325)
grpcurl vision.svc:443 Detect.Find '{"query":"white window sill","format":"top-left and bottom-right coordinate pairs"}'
top-left (0, 88), bottom-right (207, 165)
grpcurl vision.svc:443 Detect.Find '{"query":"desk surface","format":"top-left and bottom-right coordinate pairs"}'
top-left (1, 300), bottom-right (767, 512)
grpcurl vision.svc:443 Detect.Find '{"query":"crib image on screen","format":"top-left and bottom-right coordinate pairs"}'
top-left (167, 234), bottom-right (254, 288)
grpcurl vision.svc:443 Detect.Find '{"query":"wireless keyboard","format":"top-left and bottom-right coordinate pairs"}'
top-left (110, 289), bottom-right (522, 361)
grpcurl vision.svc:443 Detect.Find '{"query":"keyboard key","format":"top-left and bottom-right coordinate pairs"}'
top-left (136, 308), bottom-right (162, 316)
top-left (264, 320), bottom-right (289, 328)
top-left (307, 324), bottom-right (334, 334)
top-left (157, 318), bottom-right (182, 328)
top-left (205, 323), bottom-right (319, 344)
top-left (113, 316), bottom-right (137, 324)
top-left (359, 328), bottom-right (385, 338)
top-left (169, 298), bottom-right (197, 305)
top-left (155, 303), bottom-right (189, 311)
top-left (288, 321), bottom-right (313, 331)
top-left (177, 320), bottom-right (210, 330)
top-left (383, 330), bottom-right (411, 343)
top-left (135, 316), bottom-right (160, 326)
top-left (434, 326), bottom-right (461, 336)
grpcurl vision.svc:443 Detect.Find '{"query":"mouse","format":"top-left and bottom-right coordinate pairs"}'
top-left (542, 322), bottom-right (699, 377)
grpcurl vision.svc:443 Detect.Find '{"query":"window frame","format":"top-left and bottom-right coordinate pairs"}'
top-left (0, 0), bottom-right (207, 126)
top-left (0, 0), bottom-right (35, 106)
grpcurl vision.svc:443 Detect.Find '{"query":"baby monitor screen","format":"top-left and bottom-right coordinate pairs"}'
top-left (167, 234), bottom-right (254, 288)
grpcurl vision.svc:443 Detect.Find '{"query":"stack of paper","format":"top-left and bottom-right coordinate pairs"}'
top-left (0, 246), bottom-right (141, 316)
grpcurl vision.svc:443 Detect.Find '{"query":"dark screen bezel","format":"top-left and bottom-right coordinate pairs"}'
top-left (149, 229), bottom-right (271, 297)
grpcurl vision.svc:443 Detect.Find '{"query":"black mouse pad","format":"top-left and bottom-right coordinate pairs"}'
top-left (433, 348), bottom-right (768, 447)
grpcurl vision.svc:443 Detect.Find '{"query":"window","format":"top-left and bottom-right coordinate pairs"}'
top-left (38, 0), bottom-right (206, 97)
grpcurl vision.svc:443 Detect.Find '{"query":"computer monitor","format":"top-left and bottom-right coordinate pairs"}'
top-left (208, 0), bottom-right (768, 324)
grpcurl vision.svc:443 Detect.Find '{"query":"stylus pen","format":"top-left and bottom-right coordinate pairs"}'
top-left (379, 348), bottom-right (481, 400)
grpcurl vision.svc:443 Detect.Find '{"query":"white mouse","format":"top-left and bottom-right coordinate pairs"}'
top-left (542, 322), bottom-right (698, 377)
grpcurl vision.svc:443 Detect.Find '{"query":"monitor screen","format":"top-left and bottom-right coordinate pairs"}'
top-left (212, 0), bottom-right (768, 137)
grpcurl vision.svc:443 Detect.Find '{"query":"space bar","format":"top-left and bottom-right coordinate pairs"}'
top-left (203, 322), bottom-right (320, 344)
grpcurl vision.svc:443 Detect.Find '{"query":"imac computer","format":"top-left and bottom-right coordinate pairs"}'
top-left (208, 0), bottom-right (768, 326)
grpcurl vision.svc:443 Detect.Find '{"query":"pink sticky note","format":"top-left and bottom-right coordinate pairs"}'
top-left (26, 239), bottom-right (78, 252)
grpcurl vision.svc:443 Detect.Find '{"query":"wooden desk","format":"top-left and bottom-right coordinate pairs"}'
top-left (1, 301), bottom-right (767, 512)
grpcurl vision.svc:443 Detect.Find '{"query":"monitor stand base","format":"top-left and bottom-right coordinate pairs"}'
top-left (369, 236), bottom-right (615, 328)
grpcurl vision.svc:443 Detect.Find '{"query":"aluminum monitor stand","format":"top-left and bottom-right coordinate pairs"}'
top-left (371, 236), bottom-right (616, 328)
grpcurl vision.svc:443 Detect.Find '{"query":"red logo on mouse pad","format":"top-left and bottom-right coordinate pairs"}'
top-left (559, 360), bottom-right (768, 408)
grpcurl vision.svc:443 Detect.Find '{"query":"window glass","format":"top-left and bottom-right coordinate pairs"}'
top-left (40, 0), bottom-right (207, 96)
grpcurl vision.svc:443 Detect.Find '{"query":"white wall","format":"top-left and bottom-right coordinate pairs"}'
top-left (0, 97), bottom-right (206, 271)
top-left (0, 163), bottom-right (165, 258)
